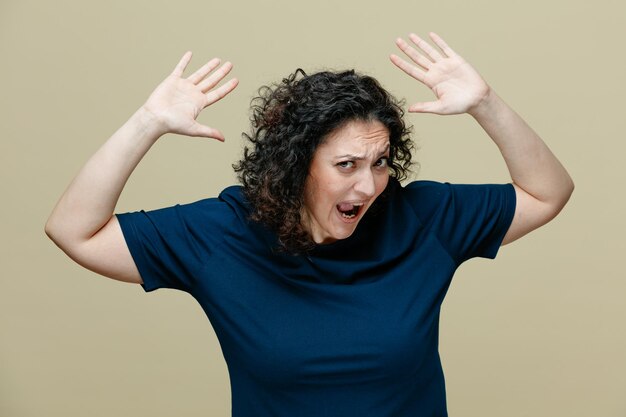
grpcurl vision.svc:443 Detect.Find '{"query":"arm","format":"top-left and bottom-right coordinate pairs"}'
top-left (45, 52), bottom-right (239, 283)
top-left (390, 32), bottom-right (574, 245)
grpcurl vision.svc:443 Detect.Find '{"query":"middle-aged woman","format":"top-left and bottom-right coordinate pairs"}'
top-left (45, 32), bottom-right (574, 416)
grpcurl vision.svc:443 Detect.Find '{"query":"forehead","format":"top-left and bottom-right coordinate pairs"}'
top-left (318, 119), bottom-right (390, 155)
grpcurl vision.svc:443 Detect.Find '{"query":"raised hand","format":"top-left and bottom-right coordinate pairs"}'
top-left (390, 32), bottom-right (489, 115)
top-left (142, 52), bottom-right (239, 141)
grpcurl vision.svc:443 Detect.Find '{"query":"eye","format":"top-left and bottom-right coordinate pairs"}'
top-left (375, 157), bottom-right (389, 168)
top-left (337, 161), bottom-right (355, 169)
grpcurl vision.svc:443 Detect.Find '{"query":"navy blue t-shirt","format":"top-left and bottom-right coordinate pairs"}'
top-left (116, 178), bottom-right (516, 417)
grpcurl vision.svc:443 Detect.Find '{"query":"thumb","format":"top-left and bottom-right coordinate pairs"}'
top-left (408, 101), bottom-right (444, 114)
top-left (188, 122), bottom-right (225, 141)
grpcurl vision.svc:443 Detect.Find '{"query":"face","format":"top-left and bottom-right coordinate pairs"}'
top-left (302, 119), bottom-right (390, 245)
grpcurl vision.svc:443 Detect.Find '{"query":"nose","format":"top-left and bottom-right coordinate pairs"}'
top-left (353, 168), bottom-right (377, 198)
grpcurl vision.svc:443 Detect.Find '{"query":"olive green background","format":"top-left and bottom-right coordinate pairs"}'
top-left (2, 0), bottom-right (624, 416)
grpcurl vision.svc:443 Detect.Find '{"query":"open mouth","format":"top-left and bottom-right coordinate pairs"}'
top-left (336, 202), bottom-right (364, 220)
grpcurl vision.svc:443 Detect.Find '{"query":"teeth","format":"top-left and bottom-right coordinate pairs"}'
top-left (337, 202), bottom-right (365, 220)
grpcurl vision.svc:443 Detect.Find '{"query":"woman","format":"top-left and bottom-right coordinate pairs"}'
top-left (45, 32), bottom-right (573, 416)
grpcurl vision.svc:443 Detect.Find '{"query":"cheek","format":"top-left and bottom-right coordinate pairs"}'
top-left (305, 177), bottom-right (336, 213)
top-left (375, 174), bottom-right (390, 195)
top-left (303, 177), bottom-right (320, 209)
top-left (316, 174), bottom-right (345, 197)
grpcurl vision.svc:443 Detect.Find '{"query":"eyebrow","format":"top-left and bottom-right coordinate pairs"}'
top-left (335, 144), bottom-right (390, 160)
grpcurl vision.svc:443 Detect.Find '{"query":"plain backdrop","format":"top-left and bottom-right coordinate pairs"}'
top-left (1, 0), bottom-right (625, 416)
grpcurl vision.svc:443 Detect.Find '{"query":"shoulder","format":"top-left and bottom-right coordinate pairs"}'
top-left (159, 192), bottom-right (239, 225)
top-left (401, 179), bottom-right (514, 205)
top-left (117, 185), bottom-right (248, 239)
top-left (397, 179), bottom-right (515, 225)
top-left (217, 185), bottom-right (249, 214)
top-left (402, 180), bottom-right (450, 199)
top-left (397, 180), bottom-right (516, 262)
top-left (175, 185), bottom-right (247, 217)
top-left (398, 180), bottom-right (453, 219)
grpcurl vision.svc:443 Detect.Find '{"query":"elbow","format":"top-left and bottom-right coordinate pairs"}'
top-left (534, 176), bottom-right (575, 224)
top-left (44, 217), bottom-right (55, 240)
top-left (548, 176), bottom-right (575, 220)
top-left (562, 175), bottom-right (575, 207)
top-left (550, 169), bottom-right (575, 208)
top-left (44, 217), bottom-right (61, 246)
top-left (44, 215), bottom-right (72, 249)
top-left (44, 218), bottom-right (81, 260)
top-left (44, 214), bottom-right (102, 254)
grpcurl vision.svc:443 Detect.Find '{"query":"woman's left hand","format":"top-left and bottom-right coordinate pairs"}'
top-left (391, 32), bottom-right (575, 247)
top-left (390, 32), bottom-right (490, 115)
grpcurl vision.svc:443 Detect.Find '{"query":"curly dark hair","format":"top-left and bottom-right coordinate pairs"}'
top-left (232, 68), bottom-right (414, 253)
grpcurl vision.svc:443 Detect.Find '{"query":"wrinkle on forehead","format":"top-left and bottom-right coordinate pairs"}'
top-left (320, 119), bottom-right (390, 157)
top-left (324, 119), bottom-right (389, 140)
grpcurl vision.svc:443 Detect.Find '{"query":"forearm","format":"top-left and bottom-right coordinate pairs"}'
top-left (45, 107), bottom-right (164, 245)
top-left (469, 89), bottom-right (574, 207)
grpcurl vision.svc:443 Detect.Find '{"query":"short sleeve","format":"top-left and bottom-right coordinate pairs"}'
top-left (403, 181), bottom-right (516, 264)
top-left (116, 198), bottom-right (225, 293)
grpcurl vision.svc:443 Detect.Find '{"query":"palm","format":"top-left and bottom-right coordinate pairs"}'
top-left (390, 32), bottom-right (489, 115)
top-left (142, 52), bottom-right (239, 140)
top-left (146, 77), bottom-right (207, 131)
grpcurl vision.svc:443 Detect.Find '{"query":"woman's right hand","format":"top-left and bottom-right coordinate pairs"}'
top-left (141, 52), bottom-right (239, 141)
top-left (45, 52), bottom-right (238, 285)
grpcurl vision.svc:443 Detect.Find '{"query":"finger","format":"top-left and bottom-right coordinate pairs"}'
top-left (428, 32), bottom-right (456, 57)
top-left (188, 122), bottom-right (226, 141)
top-left (389, 54), bottom-right (426, 84)
top-left (395, 37), bottom-right (432, 70)
top-left (206, 77), bottom-right (239, 106)
top-left (408, 33), bottom-right (444, 61)
top-left (197, 61), bottom-right (234, 93)
top-left (187, 57), bottom-right (221, 84)
top-left (172, 51), bottom-right (193, 77)
top-left (408, 101), bottom-right (444, 114)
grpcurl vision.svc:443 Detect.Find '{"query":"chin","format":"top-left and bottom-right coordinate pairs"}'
top-left (330, 224), bottom-right (359, 242)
